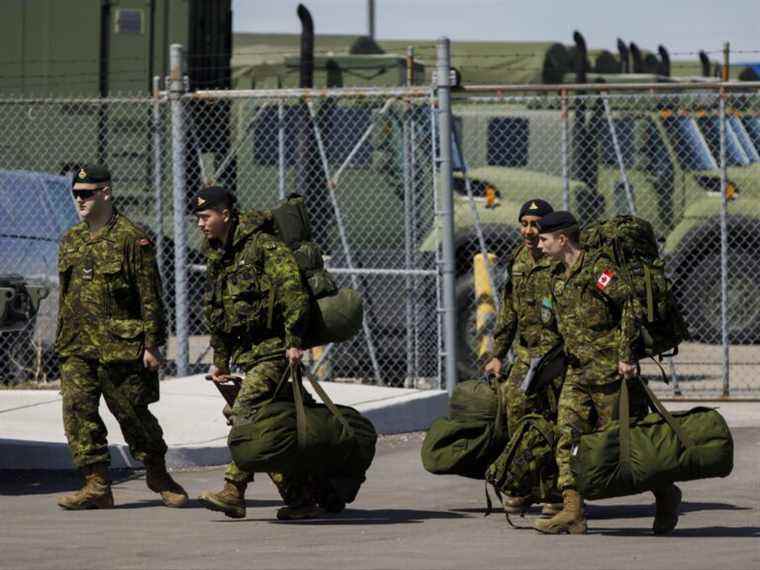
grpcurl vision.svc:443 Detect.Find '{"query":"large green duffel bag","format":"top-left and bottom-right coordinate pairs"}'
top-left (304, 287), bottom-right (364, 349)
top-left (228, 366), bottom-right (377, 504)
top-left (572, 378), bottom-right (734, 500)
top-left (421, 379), bottom-right (507, 479)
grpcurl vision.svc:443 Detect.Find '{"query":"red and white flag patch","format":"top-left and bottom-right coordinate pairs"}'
top-left (596, 269), bottom-right (615, 290)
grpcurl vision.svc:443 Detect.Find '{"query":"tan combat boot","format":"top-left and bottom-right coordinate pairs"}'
top-left (653, 484), bottom-right (682, 535)
top-left (57, 463), bottom-right (114, 510)
top-left (503, 495), bottom-right (530, 514)
top-left (533, 489), bottom-right (587, 534)
top-left (198, 480), bottom-right (247, 519)
top-left (540, 501), bottom-right (564, 518)
top-left (144, 457), bottom-right (189, 508)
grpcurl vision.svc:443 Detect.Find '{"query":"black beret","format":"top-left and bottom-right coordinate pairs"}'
top-left (73, 164), bottom-right (110, 185)
top-left (519, 198), bottom-right (553, 220)
top-left (191, 186), bottom-right (236, 213)
top-left (537, 210), bottom-right (579, 234)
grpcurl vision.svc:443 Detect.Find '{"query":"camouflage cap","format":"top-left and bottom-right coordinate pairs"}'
top-left (191, 186), bottom-right (236, 213)
top-left (73, 164), bottom-right (111, 185)
top-left (537, 210), bottom-right (578, 234)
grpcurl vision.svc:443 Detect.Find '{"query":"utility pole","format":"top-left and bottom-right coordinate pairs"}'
top-left (368, 0), bottom-right (375, 39)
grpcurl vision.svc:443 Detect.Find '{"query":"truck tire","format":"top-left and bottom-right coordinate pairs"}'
top-left (680, 251), bottom-right (760, 344)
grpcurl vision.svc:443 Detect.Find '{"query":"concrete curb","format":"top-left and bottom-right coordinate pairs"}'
top-left (0, 382), bottom-right (449, 470)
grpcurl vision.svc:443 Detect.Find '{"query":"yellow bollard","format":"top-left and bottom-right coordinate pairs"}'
top-left (473, 253), bottom-right (498, 362)
top-left (310, 345), bottom-right (330, 382)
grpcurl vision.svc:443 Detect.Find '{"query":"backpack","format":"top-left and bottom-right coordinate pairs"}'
top-left (580, 215), bottom-right (689, 359)
top-left (268, 194), bottom-right (363, 348)
top-left (484, 413), bottom-right (561, 512)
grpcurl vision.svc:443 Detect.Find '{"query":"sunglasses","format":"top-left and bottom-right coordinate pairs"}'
top-left (72, 187), bottom-right (106, 200)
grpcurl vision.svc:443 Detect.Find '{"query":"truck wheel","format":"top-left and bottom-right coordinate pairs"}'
top-left (454, 272), bottom-right (503, 379)
top-left (681, 251), bottom-right (760, 344)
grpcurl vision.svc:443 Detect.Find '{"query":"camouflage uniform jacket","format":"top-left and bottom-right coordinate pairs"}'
top-left (492, 246), bottom-right (562, 364)
top-left (55, 210), bottom-right (166, 362)
top-left (204, 210), bottom-right (309, 371)
top-left (551, 249), bottom-right (638, 384)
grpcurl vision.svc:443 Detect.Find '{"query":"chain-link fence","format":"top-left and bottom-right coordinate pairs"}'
top-left (2, 40), bottom-right (760, 398)
top-left (452, 84), bottom-right (760, 399)
top-left (0, 84), bottom-right (445, 389)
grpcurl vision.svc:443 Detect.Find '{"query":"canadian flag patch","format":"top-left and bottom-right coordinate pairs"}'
top-left (596, 269), bottom-right (615, 290)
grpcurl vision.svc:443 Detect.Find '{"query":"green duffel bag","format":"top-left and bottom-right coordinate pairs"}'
top-left (421, 379), bottom-right (507, 479)
top-left (304, 287), bottom-right (364, 348)
top-left (572, 377), bottom-right (734, 500)
top-left (228, 365), bottom-right (377, 504)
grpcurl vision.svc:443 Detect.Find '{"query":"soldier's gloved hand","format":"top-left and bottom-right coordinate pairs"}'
top-left (484, 357), bottom-right (502, 378)
top-left (286, 347), bottom-right (304, 365)
top-left (618, 360), bottom-right (637, 380)
top-left (143, 345), bottom-right (163, 371)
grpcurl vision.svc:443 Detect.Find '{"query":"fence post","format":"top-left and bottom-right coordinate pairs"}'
top-left (560, 89), bottom-right (570, 210)
top-left (437, 37), bottom-right (458, 396)
top-left (719, 85), bottom-right (730, 398)
top-left (169, 44), bottom-right (189, 377)
top-left (152, 76), bottom-right (165, 300)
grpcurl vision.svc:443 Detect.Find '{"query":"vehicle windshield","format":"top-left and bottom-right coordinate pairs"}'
top-left (741, 116), bottom-right (760, 151)
top-left (661, 116), bottom-right (718, 171)
top-left (697, 116), bottom-right (751, 166)
top-left (729, 116), bottom-right (760, 162)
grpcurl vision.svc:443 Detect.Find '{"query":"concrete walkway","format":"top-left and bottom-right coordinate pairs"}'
top-left (0, 375), bottom-right (448, 470)
top-left (1, 374), bottom-right (757, 470)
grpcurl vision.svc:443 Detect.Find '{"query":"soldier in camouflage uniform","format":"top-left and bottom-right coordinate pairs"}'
top-left (193, 186), bottom-right (327, 521)
top-left (484, 199), bottom-right (564, 516)
top-left (533, 211), bottom-right (681, 535)
top-left (56, 165), bottom-right (187, 510)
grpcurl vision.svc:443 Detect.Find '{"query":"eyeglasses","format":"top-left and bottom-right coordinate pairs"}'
top-left (72, 187), bottom-right (106, 200)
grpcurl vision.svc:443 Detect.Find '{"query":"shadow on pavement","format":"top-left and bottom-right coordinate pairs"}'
top-left (586, 501), bottom-right (751, 520)
top-left (0, 469), bottom-right (137, 495)
top-left (595, 526), bottom-right (760, 538)
top-left (212, 508), bottom-right (469, 525)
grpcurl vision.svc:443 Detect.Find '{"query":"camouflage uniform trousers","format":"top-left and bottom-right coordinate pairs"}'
top-left (61, 356), bottom-right (168, 469)
top-left (555, 368), bottom-right (649, 491)
top-left (498, 358), bottom-right (560, 438)
top-left (223, 358), bottom-right (320, 506)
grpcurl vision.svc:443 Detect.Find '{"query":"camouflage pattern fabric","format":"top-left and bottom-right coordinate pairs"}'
top-left (491, 246), bottom-right (563, 432)
top-left (550, 249), bottom-right (637, 383)
top-left (55, 210), bottom-right (166, 361)
top-left (549, 248), bottom-right (642, 491)
top-left (555, 374), bottom-right (649, 491)
top-left (61, 356), bottom-right (167, 468)
top-left (223, 359), bottom-right (317, 506)
top-left (55, 210), bottom-right (168, 469)
top-left (203, 210), bottom-right (310, 371)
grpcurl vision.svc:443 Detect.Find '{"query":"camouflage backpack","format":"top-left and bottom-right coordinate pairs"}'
top-left (268, 194), bottom-right (363, 348)
top-left (580, 215), bottom-right (689, 359)
top-left (485, 413), bottom-right (561, 513)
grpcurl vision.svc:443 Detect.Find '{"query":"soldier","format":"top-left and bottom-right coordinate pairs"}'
top-left (193, 186), bottom-right (326, 520)
top-left (533, 211), bottom-right (681, 535)
top-left (56, 164), bottom-right (188, 510)
top-left (484, 198), bottom-right (564, 516)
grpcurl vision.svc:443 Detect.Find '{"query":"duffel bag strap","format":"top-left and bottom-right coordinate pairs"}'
top-left (290, 364), bottom-right (308, 449)
top-left (618, 376), bottom-right (693, 464)
top-left (296, 364), bottom-right (355, 437)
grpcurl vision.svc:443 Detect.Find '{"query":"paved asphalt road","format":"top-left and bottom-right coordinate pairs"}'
top-left (1, 430), bottom-right (758, 570)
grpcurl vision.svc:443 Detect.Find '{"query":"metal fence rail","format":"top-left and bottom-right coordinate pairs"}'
top-left (1, 38), bottom-right (760, 398)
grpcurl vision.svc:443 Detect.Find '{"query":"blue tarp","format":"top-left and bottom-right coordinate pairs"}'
top-left (0, 170), bottom-right (77, 282)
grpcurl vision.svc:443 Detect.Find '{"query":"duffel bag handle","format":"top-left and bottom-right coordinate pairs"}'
top-left (619, 376), bottom-right (693, 464)
top-left (289, 364), bottom-right (355, 444)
